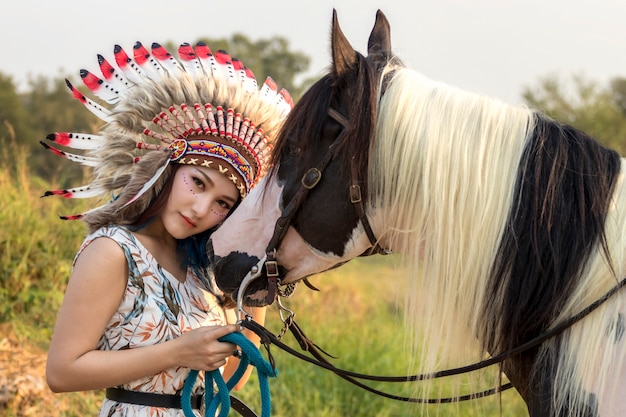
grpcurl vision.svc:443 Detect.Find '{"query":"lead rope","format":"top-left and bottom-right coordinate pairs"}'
top-left (181, 331), bottom-right (277, 417)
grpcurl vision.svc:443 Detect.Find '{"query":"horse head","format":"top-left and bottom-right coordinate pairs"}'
top-left (208, 8), bottom-right (626, 417)
top-left (208, 10), bottom-right (395, 306)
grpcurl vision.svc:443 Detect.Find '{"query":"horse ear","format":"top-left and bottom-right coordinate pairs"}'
top-left (331, 9), bottom-right (358, 76)
top-left (367, 10), bottom-right (392, 58)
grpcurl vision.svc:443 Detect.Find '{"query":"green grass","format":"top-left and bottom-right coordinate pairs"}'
top-left (230, 257), bottom-right (529, 416)
top-left (0, 141), bottom-right (528, 416)
top-left (0, 139), bottom-right (87, 346)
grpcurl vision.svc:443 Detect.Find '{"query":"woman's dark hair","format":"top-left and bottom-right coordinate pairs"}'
top-left (130, 164), bottom-right (242, 288)
top-left (131, 164), bottom-right (181, 226)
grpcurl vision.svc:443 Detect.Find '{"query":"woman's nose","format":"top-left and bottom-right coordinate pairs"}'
top-left (192, 196), bottom-right (212, 218)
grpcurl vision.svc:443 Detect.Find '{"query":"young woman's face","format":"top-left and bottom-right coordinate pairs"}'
top-left (162, 165), bottom-right (240, 239)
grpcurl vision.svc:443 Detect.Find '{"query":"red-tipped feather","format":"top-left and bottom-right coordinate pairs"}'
top-left (232, 58), bottom-right (244, 72)
top-left (97, 54), bottom-right (132, 97)
top-left (42, 185), bottom-right (102, 199)
top-left (277, 88), bottom-right (295, 114)
top-left (194, 42), bottom-right (212, 59)
top-left (243, 66), bottom-right (258, 91)
top-left (132, 41), bottom-right (150, 66)
top-left (113, 44), bottom-right (144, 83)
top-left (232, 58), bottom-right (251, 90)
top-left (80, 69), bottom-right (120, 104)
top-left (178, 43), bottom-right (196, 62)
top-left (65, 79), bottom-right (112, 121)
top-left (259, 76), bottom-right (279, 103)
top-left (195, 42), bottom-right (220, 78)
top-left (133, 41), bottom-right (163, 80)
top-left (280, 89), bottom-right (294, 108)
top-left (45, 132), bottom-right (103, 150)
top-left (59, 214), bottom-right (85, 221)
top-left (178, 43), bottom-right (203, 78)
top-left (40, 140), bottom-right (99, 166)
top-left (214, 49), bottom-right (236, 83)
top-left (151, 42), bottom-right (183, 75)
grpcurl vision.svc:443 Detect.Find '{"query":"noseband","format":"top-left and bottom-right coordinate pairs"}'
top-left (261, 107), bottom-right (390, 304)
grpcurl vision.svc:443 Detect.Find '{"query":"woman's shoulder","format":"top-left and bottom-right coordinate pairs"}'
top-left (75, 226), bottom-right (136, 262)
top-left (79, 225), bottom-right (125, 250)
top-left (86, 225), bottom-right (132, 240)
top-left (82, 225), bottom-right (143, 250)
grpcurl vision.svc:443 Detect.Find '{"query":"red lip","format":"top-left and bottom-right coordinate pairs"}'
top-left (180, 214), bottom-right (197, 228)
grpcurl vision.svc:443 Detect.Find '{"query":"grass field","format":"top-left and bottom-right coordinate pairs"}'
top-left (229, 256), bottom-right (529, 417)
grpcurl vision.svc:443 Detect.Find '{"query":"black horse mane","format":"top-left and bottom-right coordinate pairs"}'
top-left (270, 52), bottom-right (381, 198)
top-left (486, 113), bottom-right (622, 356)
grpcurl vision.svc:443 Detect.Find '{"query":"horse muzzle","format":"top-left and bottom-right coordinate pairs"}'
top-left (209, 243), bottom-right (285, 307)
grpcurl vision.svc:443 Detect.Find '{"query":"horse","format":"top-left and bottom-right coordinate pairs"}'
top-left (208, 9), bottom-right (626, 417)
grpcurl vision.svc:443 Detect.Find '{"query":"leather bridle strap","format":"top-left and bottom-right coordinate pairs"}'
top-left (327, 108), bottom-right (389, 256)
top-left (263, 106), bottom-right (388, 303)
top-left (243, 273), bottom-right (626, 403)
top-left (242, 318), bottom-right (512, 403)
top-left (263, 117), bottom-right (346, 303)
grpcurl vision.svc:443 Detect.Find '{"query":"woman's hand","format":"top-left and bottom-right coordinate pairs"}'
top-left (172, 324), bottom-right (241, 371)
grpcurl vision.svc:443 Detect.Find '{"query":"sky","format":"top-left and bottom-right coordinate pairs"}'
top-left (2, 0), bottom-right (626, 104)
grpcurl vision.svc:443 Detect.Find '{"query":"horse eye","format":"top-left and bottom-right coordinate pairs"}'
top-left (288, 142), bottom-right (301, 157)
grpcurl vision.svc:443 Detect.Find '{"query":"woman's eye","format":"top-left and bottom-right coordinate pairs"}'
top-left (217, 200), bottom-right (231, 210)
top-left (192, 177), bottom-right (204, 188)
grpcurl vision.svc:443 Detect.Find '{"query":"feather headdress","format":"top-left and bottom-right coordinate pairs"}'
top-left (42, 41), bottom-right (293, 229)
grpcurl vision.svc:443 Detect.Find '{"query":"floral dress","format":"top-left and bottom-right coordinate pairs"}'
top-left (76, 226), bottom-right (227, 417)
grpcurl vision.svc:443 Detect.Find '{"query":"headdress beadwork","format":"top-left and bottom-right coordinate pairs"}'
top-left (42, 41), bottom-right (293, 221)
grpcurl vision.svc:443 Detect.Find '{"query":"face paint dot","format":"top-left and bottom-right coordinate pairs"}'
top-left (182, 172), bottom-right (197, 198)
top-left (212, 209), bottom-right (227, 218)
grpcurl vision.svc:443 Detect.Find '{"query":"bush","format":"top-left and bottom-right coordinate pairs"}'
top-left (0, 133), bottom-right (86, 346)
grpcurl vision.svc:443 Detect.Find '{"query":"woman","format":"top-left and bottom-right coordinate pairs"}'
top-left (44, 41), bottom-right (292, 416)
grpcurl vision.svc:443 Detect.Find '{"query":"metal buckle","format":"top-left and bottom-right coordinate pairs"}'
top-left (302, 168), bottom-right (322, 189)
top-left (265, 260), bottom-right (279, 277)
top-left (349, 184), bottom-right (362, 203)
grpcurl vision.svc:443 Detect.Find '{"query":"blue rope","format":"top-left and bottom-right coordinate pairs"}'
top-left (182, 331), bottom-right (277, 417)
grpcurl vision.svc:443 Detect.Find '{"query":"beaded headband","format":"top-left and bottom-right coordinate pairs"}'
top-left (42, 41), bottom-right (293, 220)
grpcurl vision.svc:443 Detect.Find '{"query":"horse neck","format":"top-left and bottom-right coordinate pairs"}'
top-left (368, 67), bottom-right (533, 353)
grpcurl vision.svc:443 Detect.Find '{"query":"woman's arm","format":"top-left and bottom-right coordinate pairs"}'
top-left (46, 237), bottom-right (238, 392)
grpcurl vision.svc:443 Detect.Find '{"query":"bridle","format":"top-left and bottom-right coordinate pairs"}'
top-left (235, 105), bottom-right (626, 404)
top-left (261, 106), bottom-right (390, 305)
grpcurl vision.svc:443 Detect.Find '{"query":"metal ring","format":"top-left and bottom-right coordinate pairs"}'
top-left (233, 349), bottom-right (242, 358)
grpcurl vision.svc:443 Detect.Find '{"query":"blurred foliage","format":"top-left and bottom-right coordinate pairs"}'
top-left (0, 131), bottom-right (87, 347)
top-left (522, 72), bottom-right (626, 152)
top-left (174, 33), bottom-right (314, 98)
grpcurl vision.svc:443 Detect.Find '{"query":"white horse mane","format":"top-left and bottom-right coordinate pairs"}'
top-left (369, 64), bottom-right (626, 415)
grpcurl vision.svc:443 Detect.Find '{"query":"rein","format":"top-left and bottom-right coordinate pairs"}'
top-left (237, 272), bottom-right (626, 404)
top-left (182, 331), bottom-right (277, 417)
top-left (241, 317), bottom-right (511, 404)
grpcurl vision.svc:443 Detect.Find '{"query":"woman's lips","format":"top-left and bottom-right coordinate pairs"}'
top-left (180, 214), bottom-right (196, 228)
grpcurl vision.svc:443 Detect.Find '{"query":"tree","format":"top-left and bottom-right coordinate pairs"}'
top-left (21, 75), bottom-right (99, 186)
top-left (610, 77), bottom-right (626, 117)
top-left (0, 73), bottom-right (37, 148)
top-left (184, 33), bottom-right (311, 98)
top-left (522, 73), bottom-right (626, 152)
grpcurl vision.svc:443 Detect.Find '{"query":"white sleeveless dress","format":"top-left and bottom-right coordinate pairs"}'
top-left (76, 226), bottom-right (226, 417)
